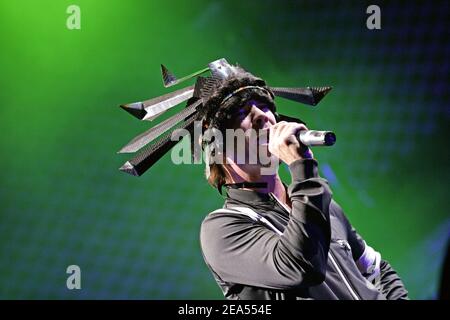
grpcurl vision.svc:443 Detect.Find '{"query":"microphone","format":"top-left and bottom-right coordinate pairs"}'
top-left (297, 130), bottom-right (336, 146)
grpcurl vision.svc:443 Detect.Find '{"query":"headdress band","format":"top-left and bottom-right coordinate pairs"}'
top-left (220, 86), bottom-right (273, 106)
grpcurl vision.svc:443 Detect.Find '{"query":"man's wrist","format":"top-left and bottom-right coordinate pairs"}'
top-left (288, 158), bottom-right (319, 181)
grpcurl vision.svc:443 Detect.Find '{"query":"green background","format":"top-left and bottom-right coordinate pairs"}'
top-left (0, 0), bottom-right (448, 299)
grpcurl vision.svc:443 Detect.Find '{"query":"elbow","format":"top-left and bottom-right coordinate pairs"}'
top-left (276, 243), bottom-right (329, 289)
top-left (283, 268), bottom-right (326, 290)
top-left (302, 264), bottom-right (327, 286)
top-left (309, 269), bottom-right (327, 286)
top-left (281, 262), bottom-right (327, 289)
top-left (299, 247), bottom-right (329, 287)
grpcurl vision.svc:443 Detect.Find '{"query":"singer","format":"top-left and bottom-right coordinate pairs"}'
top-left (198, 65), bottom-right (409, 300)
top-left (118, 58), bottom-right (409, 300)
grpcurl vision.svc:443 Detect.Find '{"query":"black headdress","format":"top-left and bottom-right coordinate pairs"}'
top-left (117, 58), bottom-right (332, 176)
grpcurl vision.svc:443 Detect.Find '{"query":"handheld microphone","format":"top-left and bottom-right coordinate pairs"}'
top-left (297, 130), bottom-right (336, 146)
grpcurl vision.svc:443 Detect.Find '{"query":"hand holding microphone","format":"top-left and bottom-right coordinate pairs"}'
top-left (268, 121), bottom-right (336, 165)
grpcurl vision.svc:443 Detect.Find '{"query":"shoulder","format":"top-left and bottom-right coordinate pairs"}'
top-left (201, 207), bottom-right (254, 235)
top-left (199, 207), bottom-right (253, 259)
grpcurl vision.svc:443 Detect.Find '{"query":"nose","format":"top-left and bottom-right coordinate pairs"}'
top-left (251, 105), bottom-right (269, 129)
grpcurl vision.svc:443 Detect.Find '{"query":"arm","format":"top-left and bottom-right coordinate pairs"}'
top-left (200, 158), bottom-right (332, 290)
top-left (377, 259), bottom-right (409, 300)
top-left (332, 202), bottom-right (409, 300)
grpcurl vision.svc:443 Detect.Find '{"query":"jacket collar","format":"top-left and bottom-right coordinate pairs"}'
top-left (225, 187), bottom-right (272, 204)
top-left (225, 182), bottom-right (289, 204)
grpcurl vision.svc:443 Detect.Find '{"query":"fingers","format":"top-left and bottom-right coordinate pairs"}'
top-left (268, 121), bottom-right (314, 164)
top-left (270, 121), bottom-right (309, 144)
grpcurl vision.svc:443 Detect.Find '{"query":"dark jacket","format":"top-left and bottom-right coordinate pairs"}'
top-left (200, 159), bottom-right (408, 300)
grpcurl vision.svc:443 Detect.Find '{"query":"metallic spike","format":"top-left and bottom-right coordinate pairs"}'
top-left (208, 58), bottom-right (238, 79)
top-left (192, 75), bottom-right (223, 99)
top-left (161, 64), bottom-right (210, 88)
top-left (119, 102), bottom-right (146, 120)
top-left (271, 86), bottom-right (332, 106)
top-left (309, 86), bottom-right (333, 105)
top-left (119, 115), bottom-right (196, 176)
top-left (199, 76), bottom-right (223, 100)
top-left (161, 64), bottom-right (178, 87)
top-left (119, 85), bottom-right (195, 121)
top-left (142, 86), bottom-right (195, 121)
top-left (119, 161), bottom-right (138, 176)
top-left (193, 76), bottom-right (207, 98)
top-left (118, 99), bottom-right (201, 154)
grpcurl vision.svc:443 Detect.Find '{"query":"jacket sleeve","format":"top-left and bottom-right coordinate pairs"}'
top-left (332, 202), bottom-right (409, 300)
top-left (200, 159), bottom-right (332, 290)
top-left (377, 260), bottom-right (409, 300)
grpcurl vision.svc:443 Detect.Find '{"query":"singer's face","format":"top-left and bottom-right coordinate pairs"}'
top-left (224, 99), bottom-right (278, 169)
top-left (231, 99), bottom-right (277, 131)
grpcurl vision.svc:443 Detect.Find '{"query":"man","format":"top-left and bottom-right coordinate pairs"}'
top-left (198, 68), bottom-right (409, 300)
top-left (118, 58), bottom-right (409, 300)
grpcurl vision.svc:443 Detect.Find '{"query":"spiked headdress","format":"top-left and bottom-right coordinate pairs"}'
top-left (118, 58), bottom-right (332, 177)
